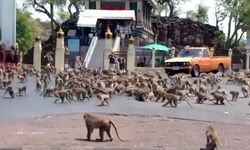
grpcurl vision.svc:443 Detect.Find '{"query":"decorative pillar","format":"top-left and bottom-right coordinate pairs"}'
top-left (127, 36), bottom-right (135, 72)
top-left (246, 50), bottom-right (250, 71)
top-left (228, 48), bottom-right (233, 71)
top-left (55, 28), bottom-right (65, 73)
top-left (33, 36), bottom-right (42, 71)
top-left (96, 0), bottom-right (100, 9)
top-left (151, 49), bottom-right (155, 68)
top-left (103, 27), bottom-right (113, 70)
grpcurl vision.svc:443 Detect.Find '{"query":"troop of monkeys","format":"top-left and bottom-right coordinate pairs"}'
top-left (2, 64), bottom-right (246, 149)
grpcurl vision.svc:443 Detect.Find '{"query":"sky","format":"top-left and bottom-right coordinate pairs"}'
top-left (17, 0), bottom-right (237, 38)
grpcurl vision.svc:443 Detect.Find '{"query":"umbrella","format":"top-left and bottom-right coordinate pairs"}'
top-left (142, 43), bottom-right (169, 52)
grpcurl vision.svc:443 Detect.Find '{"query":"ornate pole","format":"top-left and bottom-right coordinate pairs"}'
top-left (127, 36), bottom-right (135, 73)
top-left (103, 27), bottom-right (113, 70)
top-left (33, 36), bottom-right (42, 71)
top-left (55, 28), bottom-right (65, 73)
top-left (228, 48), bottom-right (233, 71)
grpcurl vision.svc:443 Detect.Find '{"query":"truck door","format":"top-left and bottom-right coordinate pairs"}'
top-left (200, 49), bottom-right (210, 72)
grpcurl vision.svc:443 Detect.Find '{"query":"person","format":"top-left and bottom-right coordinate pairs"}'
top-left (108, 52), bottom-right (116, 70)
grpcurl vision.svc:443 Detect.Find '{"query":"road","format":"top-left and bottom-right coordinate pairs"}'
top-left (0, 76), bottom-right (250, 125)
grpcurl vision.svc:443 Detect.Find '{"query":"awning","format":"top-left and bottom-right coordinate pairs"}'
top-left (77, 9), bottom-right (136, 27)
top-left (77, 17), bottom-right (98, 28)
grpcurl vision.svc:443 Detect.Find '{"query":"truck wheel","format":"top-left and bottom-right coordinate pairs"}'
top-left (217, 64), bottom-right (224, 73)
top-left (192, 65), bottom-right (200, 77)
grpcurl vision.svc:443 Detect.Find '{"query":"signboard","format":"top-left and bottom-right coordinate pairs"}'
top-left (68, 39), bottom-right (80, 52)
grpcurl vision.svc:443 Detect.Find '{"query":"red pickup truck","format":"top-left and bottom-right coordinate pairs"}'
top-left (164, 47), bottom-right (231, 77)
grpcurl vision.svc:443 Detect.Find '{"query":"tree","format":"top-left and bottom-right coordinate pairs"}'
top-left (215, 0), bottom-right (250, 48)
top-left (57, 8), bottom-right (70, 23)
top-left (196, 4), bottom-right (209, 23)
top-left (68, 0), bottom-right (85, 19)
top-left (157, 0), bottom-right (189, 18)
top-left (26, 0), bottom-right (67, 36)
top-left (16, 9), bottom-right (36, 53)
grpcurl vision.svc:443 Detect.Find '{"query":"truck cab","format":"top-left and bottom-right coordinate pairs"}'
top-left (164, 47), bottom-right (230, 77)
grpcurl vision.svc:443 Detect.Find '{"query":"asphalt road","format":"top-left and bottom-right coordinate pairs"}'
top-left (0, 76), bottom-right (250, 125)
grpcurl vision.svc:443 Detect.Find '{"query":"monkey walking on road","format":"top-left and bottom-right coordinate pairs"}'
top-left (3, 86), bottom-right (16, 98)
top-left (83, 113), bottom-right (128, 142)
top-left (200, 125), bottom-right (219, 150)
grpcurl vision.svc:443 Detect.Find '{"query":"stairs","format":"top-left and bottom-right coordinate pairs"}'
top-left (87, 39), bottom-right (105, 69)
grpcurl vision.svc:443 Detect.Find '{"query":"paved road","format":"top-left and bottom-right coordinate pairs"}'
top-left (0, 76), bottom-right (250, 125)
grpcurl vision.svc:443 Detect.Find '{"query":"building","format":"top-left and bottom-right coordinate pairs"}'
top-left (0, 0), bottom-right (16, 50)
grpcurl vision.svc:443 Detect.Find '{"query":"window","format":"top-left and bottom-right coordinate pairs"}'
top-left (202, 49), bottom-right (209, 57)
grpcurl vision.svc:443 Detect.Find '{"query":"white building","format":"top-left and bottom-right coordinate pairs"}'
top-left (0, 0), bottom-right (16, 50)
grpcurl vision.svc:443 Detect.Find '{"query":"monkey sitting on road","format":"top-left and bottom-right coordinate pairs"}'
top-left (210, 92), bottom-right (227, 105)
top-left (83, 113), bottom-right (127, 142)
top-left (229, 90), bottom-right (239, 101)
top-left (200, 125), bottom-right (219, 150)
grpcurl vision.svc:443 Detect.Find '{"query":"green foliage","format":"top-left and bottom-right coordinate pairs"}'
top-left (196, 4), bottom-right (209, 23)
top-left (16, 9), bottom-right (35, 53)
top-left (57, 8), bottom-right (70, 23)
top-left (214, 31), bottom-right (226, 46)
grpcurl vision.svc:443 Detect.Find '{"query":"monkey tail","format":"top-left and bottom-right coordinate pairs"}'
top-left (109, 121), bottom-right (129, 142)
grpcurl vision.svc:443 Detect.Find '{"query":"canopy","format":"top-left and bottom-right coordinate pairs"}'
top-left (77, 17), bottom-right (98, 28)
top-left (77, 9), bottom-right (136, 27)
top-left (142, 43), bottom-right (169, 52)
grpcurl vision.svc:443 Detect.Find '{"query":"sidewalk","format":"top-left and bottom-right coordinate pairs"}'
top-left (0, 113), bottom-right (249, 150)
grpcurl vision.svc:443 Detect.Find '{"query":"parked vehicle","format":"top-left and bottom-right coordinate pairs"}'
top-left (164, 47), bottom-right (231, 77)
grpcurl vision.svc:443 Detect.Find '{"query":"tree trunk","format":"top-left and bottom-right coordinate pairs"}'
top-left (50, 3), bottom-right (55, 36)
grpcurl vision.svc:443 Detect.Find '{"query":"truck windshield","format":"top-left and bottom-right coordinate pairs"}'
top-left (178, 49), bottom-right (202, 57)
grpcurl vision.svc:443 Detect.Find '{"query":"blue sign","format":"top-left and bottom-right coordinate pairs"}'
top-left (68, 39), bottom-right (80, 52)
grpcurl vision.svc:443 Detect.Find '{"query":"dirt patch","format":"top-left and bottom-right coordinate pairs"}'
top-left (0, 113), bottom-right (249, 150)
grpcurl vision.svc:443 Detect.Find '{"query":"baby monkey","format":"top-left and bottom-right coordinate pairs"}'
top-left (229, 90), bottom-right (239, 101)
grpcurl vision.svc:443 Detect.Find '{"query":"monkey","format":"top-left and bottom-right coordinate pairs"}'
top-left (83, 113), bottom-right (127, 142)
top-left (17, 75), bottom-right (26, 83)
top-left (162, 93), bottom-right (182, 108)
top-left (54, 89), bottom-right (72, 103)
top-left (72, 87), bottom-right (89, 101)
top-left (229, 90), bottom-right (239, 101)
top-left (3, 85), bottom-right (15, 98)
top-left (16, 86), bottom-right (27, 96)
top-left (1, 80), bottom-right (12, 89)
top-left (36, 78), bottom-right (42, 91)
top-left (204, 125), bottom-right (219, 150)
top-left (96, 93), bottom-right (111, 106)
top-left (210, 92), bottom-right (226, 105)
top-left (241, 85), bottom-right (249, 98)
top-left (40, 87), bottom-right (57, 98)
top-left (195, 91), bottom-right (209, 104)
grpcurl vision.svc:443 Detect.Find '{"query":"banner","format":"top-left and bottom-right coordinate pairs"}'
top-left (68, 39), bottom-right (80, 52)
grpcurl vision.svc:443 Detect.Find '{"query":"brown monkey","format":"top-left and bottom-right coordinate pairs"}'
top-left (83, 113), bottom-right (127, 142)
top-left (210, 92), bottom-right (225, 105)
top-left (54, 89), bottom-right (72, 103)
top-left (229, 90), bottom-right (239, 101)
top-left (40, 87), bottom-right (57, 98)
top-left (162, 93), bottom-right (181, 108)
top-left (36, 78), bottom-right (42, 91)
top-left (195, 91), bottom-right (209, 104)
top-left (3, 85), bottom-right (15, 98)
top-left (16, 86), bottom-right (27, 96)
top-left (96, 93), bottom-right (111, 106)
top-left (17, 75), bottom-right (26, 83)
top-left (1, 80), bottom-right (12, 89)
top-left (241, 85), bottom-right (249, 98)
top-left (204, 125), bottom-right (219, 150)
top-left (72, 87), bottom-right (89, 101)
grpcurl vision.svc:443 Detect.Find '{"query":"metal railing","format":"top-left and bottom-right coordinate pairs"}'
top-left (83, 36), bottom-right (98, 68)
